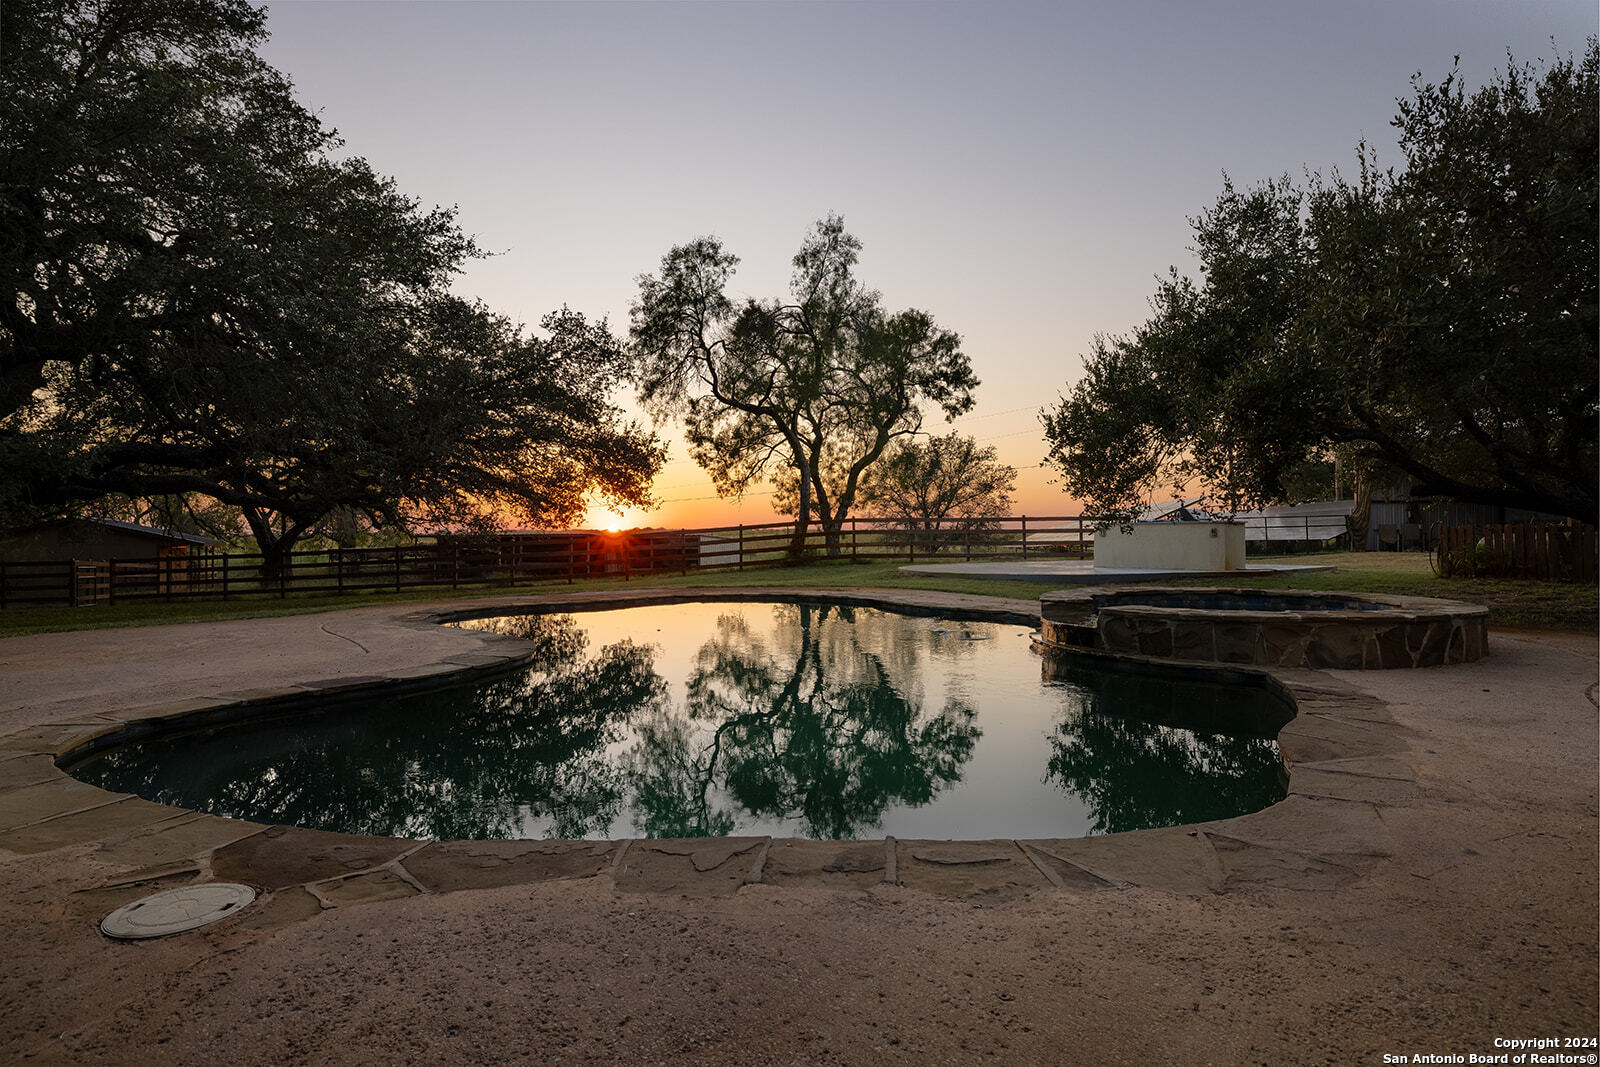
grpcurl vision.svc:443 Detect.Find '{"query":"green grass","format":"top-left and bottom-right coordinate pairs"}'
top-left (1168, 550), bottom-right (1597, 632)
top-left (2, 550), bottom-right (1592, 637)
top-left (0, 559), bottom-right (1054, 639)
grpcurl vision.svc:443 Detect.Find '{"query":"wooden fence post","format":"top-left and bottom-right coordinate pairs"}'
top-left (1, 560), bottom-right (7, 610)
top-left (1021, 516), bottom-right (1028, 560)
top-left (108, 559), bottom-right (118, 605)
top-left (394, 545), bottom-right (402, 593)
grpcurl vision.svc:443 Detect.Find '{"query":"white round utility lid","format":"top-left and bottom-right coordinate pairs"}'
top-left (101, 883), bottom-right (256, 939)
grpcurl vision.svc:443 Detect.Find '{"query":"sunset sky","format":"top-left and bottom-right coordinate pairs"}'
top-left (258, 0), bottom-right (1593, 531)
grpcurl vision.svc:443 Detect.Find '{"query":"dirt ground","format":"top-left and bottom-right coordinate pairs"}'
top-left (0, 594), bottom-right (1594, 1065)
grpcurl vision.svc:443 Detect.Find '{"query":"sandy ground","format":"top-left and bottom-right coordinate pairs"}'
top-left (0, 594), bottom-right (1594, 1065)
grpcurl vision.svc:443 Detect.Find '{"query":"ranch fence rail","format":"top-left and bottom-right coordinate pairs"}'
top-left (1433, 523), bottom-right (1597, 584)
top-left (0, 515), bottom-right (1097, 609)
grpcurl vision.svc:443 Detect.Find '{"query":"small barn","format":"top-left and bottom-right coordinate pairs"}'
top-left (0, 518), bottom-right (222, 562)
top-left (0, 519), bottom-right (225, 608)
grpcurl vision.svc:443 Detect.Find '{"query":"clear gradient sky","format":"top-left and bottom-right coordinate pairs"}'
top-left (258, 0), bottom-right (1595, 530)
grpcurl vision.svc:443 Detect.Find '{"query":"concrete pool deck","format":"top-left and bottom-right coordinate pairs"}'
top-left (0, 588), bottom-right (1595, 1064)
top-left (897, 559), bottom-right (1337, 583)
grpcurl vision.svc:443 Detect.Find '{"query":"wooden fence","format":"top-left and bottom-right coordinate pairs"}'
top-left (1434, 523), bottom-right (1597, 583)
top-left (0, 515), bottom-right (1095, 609)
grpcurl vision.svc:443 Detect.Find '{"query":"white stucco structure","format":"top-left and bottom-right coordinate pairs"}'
top-left (1092, 522), bottom-right (1246, 571)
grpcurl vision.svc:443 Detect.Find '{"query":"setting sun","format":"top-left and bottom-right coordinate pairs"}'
top-left (583, 501), bottom-right (645, 532)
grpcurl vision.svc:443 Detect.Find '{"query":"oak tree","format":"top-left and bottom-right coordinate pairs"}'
top-left (630, 216), bottom-right (977, 555)
top-left (1, 0), bottom-right (662, 562)
top-left (1043, 44), bottom-right (1598, 524)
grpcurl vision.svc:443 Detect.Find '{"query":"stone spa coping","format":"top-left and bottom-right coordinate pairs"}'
top-left (1040, 585), bottom-right (1490, 669)
top-left (0, 587), bottom-right (1429, 934)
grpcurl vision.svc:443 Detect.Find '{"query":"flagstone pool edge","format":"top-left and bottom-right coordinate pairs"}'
top-left (0, 586), bottom-right (1416, 927)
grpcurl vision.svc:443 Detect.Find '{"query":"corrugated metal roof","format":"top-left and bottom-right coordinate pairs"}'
top-left (67, 518), bottom-right (223, 546)
top-left (1229, 499), bottom-right (1355, 541)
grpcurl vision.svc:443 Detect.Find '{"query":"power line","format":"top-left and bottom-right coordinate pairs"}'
top-left (949, 403), bottom-right (1040, 423)
top-left (652, 404), bottom-right (1041, 469)
top-left (650, 462), bottom-right (1049, 504)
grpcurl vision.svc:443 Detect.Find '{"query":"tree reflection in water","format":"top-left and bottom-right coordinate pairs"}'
top-left (72, 605), bottom-right (1289, 841)
top-left (82, 614), bottom-right (665, 839)
top-left (1039, 655), bottom-right (1291, 835)
top-left (624, 603), bottom-right (980, 839)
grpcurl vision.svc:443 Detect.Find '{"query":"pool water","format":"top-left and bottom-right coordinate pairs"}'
top-left (67, 601), bottom-right (1291, 841)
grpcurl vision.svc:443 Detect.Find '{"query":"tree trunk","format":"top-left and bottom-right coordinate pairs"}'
top-left (242, 508), bottom-right (308, 581)
top-left (788, 471), bottom-right (813, 560)
top-left (822, 520), bottom-right (844, 556)
top-left (1345, 477), bottom-right (1373, 551)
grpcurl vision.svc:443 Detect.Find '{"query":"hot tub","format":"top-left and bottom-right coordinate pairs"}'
top-left (1038, 587), bottom-right (1488, 669)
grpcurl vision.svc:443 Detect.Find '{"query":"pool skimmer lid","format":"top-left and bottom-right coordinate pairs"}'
top-left (101, 883), bottom-right (256, 939)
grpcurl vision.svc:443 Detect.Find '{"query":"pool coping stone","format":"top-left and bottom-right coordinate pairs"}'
top-left (0, 585), bottom-right (1495, 920)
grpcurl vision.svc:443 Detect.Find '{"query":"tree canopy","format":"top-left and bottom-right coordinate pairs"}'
top-left (630, 215), bottom-right (977, 553)
top-left (858, 431), bottom-right (1017, 552)
top-left (1043, 43), bottom-right (1598, 524)
top-left (1, 0), bottom-right (661, 557)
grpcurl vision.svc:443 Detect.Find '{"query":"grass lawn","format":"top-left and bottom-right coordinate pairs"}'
top-left (1167, 550), bottom-right (1597, 631)
top-left (0, 550), bottom-right (1592, 637)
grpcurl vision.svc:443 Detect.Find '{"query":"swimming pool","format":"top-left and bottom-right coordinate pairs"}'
top-left (65, 600), bottom-right (1292, 841)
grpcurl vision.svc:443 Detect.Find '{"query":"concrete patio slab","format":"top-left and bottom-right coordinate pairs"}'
top-left (0, 796), bottom-right (187, 854)
top-left (1286, 763), bottom-right (1419, 806)
top-left (897, 559), bottom-right (1336, 584)
top-left (103, 696), bottom-right (244, 724)
top-left (0, 719), bottom-right (124, 755)
top-left (96, 813), bottom-right (269, 867)
top-left (1023, 828), bottom-right (1221, 895)
top-left (1197, 793), bottom-right (1395, 859)
top-left (0, 777), bottom-right (129, 830)
top-left (612, 836), bottom-right (766, 896)
top-left (761, 838), bottom-right (889, 890)
top-left (402, 839), bottom-right (617, 893)
top-left (0, 752), bottom-right (63, 791)
top-left (228, 885), bottom-right (325, 933)
top-left (895, 839), bottom-right (1049, 902)
top-left (313, 870), bottom-right (421, 907)
top-left (209, 825), bottom-right (413, 889)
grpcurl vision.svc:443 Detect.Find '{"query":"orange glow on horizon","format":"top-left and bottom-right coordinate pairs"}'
top-left (575, 486), bottom-right (1080, 534)
top-left (577, 446), bottom-right (1082, 532)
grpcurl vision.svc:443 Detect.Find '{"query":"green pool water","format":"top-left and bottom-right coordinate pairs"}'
top-left (67, 601), bottom-right (1292, 841)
